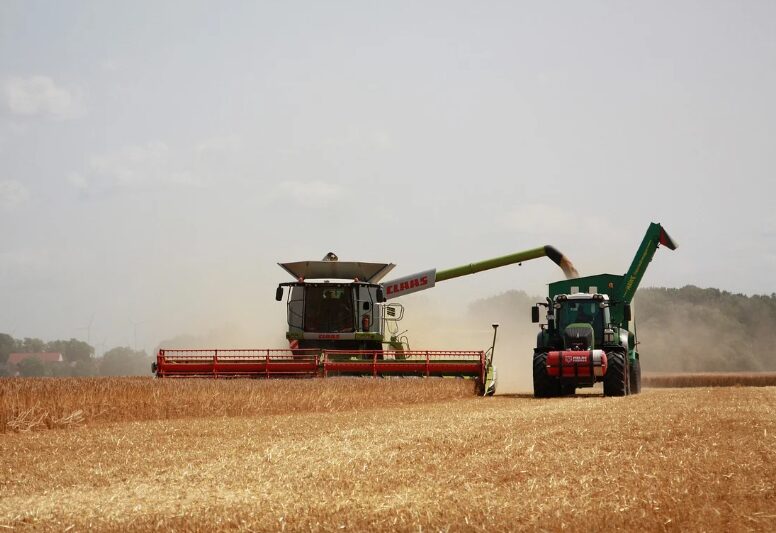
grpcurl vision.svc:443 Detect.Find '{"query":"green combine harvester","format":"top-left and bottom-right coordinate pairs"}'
top-left (531, 222), bottom-right (678, 397)
top-left (155, 245), bottom-right (579, 396)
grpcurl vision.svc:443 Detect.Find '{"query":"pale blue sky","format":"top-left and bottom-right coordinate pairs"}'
top-left (1, 1), bottom-right (775, 351)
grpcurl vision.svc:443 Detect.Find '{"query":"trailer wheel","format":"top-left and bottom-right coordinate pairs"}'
top-left (629, 358), bottom-right (642, 394)
top-left (603, 351), bottom-right (628, 397)
top-left (533, 352), bottom-right (560, 398)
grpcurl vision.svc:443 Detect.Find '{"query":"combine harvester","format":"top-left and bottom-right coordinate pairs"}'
top-left (530, 222), bottom-right (677, 397)
top-left (155, 246), bottom-right (578, 394)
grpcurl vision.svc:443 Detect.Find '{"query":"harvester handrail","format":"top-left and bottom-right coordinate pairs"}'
top-left (159, 348), bottom-right (319, 358)
top-left (322, 349), bottom-right (485, 362)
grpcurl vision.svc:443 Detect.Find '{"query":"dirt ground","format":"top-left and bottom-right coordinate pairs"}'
top-left (1, 386), bottom-right (775, 532)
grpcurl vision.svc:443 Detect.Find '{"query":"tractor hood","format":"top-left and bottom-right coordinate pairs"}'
top-left (564, 323), bottom-right (595, 351)
top-left (278, 261), bottom-right (396, 282)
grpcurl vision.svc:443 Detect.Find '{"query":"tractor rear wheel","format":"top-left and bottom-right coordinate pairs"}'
top-left (533, 352), bottom-right (560, 398)
top-left (629, 358), bottom-right (642, 394)
top-left (604, 351), bottom-right (628, 397)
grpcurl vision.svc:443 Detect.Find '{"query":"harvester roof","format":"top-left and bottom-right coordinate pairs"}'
top-left (278, 261), bottom-right (396, 282)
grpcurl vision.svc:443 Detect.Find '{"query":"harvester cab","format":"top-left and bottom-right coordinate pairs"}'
top-left (531, 222), bottom-right (677, 398)
top-left (275, 257), bottom-right (395, 352)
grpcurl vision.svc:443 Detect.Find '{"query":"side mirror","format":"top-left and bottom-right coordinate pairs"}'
top-left (376, 287), bottom-right (385, 303)
top-left (623, 304), bottom-right (632, 322)
top-left (362, 301), bottom-right (370, 311)
top-left (531, 306), bottom-right (540, 323)
top-left (275, 286), bottom-right (284, 302)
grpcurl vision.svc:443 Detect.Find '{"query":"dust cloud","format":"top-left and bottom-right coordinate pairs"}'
top-left (636, 287), bottom-right (776, 372)
top-left (398, 291), bottom-right (540, 394)
top-left (148, 260), bottom-right (289, 353)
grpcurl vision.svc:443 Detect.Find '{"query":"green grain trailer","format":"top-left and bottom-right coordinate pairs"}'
top-left (531, 222), bottom-right (677, 397)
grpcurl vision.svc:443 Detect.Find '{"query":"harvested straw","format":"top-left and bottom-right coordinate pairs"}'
top-left (1, 387), bottom-right (774, 531)
top-left (0, 377), bottom-right (474, 433)
top-left (643, 372), bottom-right (776, 388)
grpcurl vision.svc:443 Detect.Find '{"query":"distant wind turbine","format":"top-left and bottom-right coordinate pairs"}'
top-left (75, 313), bottom-right (95, 345)
top-left (96, 337), bottom-right (108, 357)
top-left (129, 318), bottom-right (148, 352)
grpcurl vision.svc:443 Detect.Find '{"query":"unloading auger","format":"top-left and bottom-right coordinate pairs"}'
top-left (154, 245), bottom-right (578, 395)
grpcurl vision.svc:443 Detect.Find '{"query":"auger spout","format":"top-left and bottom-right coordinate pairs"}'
top-left (620, 223), bottom-right (678, 304)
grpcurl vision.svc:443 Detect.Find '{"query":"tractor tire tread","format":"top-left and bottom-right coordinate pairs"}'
top-left (533, 352), bottom-right (560, 398)
top-left (630, 358), bottom-right (642, 394)
top-left (604, 350), bottom-right (628, 397)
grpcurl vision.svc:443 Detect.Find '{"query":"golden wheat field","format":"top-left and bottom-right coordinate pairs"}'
top-left (642, 372), bottom-right (776, 388)
top-left (1, 378), bottom-right (775, 532)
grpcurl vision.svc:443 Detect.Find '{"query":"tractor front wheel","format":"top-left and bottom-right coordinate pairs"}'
top-left (604, 351), bottom-right (628, 397)
top-left (533, 352), bottom-right (560, 398)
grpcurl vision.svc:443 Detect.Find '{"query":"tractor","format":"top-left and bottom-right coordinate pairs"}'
top-left (531, 223), bottom-right (677, 397)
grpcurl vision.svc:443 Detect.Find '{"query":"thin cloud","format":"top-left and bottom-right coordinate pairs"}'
top-left (89, 142), bottom-right (170, 186)
top-left (501, 203), bottom-right (611, 237)
top-left (78, 142), bottom-right (205, 191)
top-left (0, 248), bottom-right (51, 279)
top-left (195, 135), bottom-right (243, 155)
top-left (67, 172), bottom-right (89, 191)
top-left (275, 180), bottom-right (345, 208)
top-left (72, 140), bottom-right (239, 193)
top-left (3, 76), bottom-right (83, 120)
top-left (0, 180), bottom-right (29, 208)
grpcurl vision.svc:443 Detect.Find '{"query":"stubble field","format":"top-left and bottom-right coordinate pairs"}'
top-left (1, 377), bottom-right (775, 532)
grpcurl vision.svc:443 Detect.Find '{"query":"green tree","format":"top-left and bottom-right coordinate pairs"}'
top-left (17, 356), bottom-right (45, 377)
top-left (0, 333), bottom-right (15, 364)
top-left (46, 338), bottom-right (94, 362)
top-left (99, 347), bottom-right (151, 376)
top-left (71, 358), bottom-right (97, 377)
top-left (20, 337), bottom-right (45, 353)
top-left (48, 361), bottom-right (71, 377)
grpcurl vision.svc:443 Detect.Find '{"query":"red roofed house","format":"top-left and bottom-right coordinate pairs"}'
top-left (8, 352), bottom-right (64, 368)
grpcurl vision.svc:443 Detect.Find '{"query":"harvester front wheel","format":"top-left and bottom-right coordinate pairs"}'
top-left (603, 350), bottom-right (628, 397)
top-left (533, 352), bottom-right (560, 398)
top-left (629, 358), bottom-right (642, 394)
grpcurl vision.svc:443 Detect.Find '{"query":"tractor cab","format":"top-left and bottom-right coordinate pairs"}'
top-left (552, 293), bottom-right (610, 351)
top-left (533, 293), bottom-right (621, 351)
top-left (555, 294), bottom-right (610, 331)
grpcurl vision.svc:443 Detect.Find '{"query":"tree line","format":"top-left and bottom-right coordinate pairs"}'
top-left (0, 334), bottom-right (152, 377)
